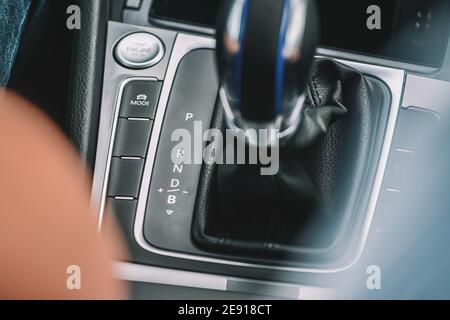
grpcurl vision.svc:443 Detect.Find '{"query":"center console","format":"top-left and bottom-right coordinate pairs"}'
top-left (88, 0), bottom-right (450, 298)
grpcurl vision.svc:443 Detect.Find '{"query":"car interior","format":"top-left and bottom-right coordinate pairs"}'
top-left (2, 0), bottom-right (450, 300)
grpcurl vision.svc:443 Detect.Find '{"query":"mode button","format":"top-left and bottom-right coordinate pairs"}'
top-left (120, 80), bottom-right (162, 119)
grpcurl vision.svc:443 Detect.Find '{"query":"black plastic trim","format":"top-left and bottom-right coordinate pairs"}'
top-left (67, 0), bottom-right (110, 172)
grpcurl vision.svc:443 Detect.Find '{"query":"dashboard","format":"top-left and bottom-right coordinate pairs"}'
top-left (150, 0), bottom-right (450, 67)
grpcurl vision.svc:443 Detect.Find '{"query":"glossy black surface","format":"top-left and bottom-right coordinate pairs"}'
top-left (150, 0), bottom-right (450, 67)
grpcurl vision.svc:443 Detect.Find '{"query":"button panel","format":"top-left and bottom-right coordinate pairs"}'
top-left (106, 79), bottom-right (162, 202)
top-left (374, 107), bottom-right (441, 233)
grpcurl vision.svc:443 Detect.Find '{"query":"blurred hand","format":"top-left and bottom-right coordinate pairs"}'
top-left (0, 91), bottom-right (127, 299)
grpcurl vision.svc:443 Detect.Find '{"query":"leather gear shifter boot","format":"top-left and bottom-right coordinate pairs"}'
top-left (192, 58), bottom-right (388, 264)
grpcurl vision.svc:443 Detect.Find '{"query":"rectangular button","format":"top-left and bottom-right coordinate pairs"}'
top-left (113, 118), bottom-right (153, 157)
top-left (108, 198), bottom-right (137, 216)
top-left (107, 198), bottom-right (137, 246)
top-left (394, 107), bottom-right (440, 153)
top-left (120, 80), bottom-right (162, 119)
top-left (125, 0), bottom-right (142, 10)
top-left (382, 149), bottom-right (415, 192)
top-left (107, 158), bottom-right (144, 198)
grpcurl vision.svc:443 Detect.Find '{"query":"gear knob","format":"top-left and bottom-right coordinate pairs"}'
top-left (217, 0), bottom-right (318, 144)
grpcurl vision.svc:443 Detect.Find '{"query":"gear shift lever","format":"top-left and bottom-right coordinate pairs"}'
top-left (217, 0), bottom-right (318, 144)
top-left (192, 0), bottom-right (387, 265)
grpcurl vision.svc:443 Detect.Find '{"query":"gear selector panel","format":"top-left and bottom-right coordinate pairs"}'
top-left (143, 49), bottom-right (219, 253)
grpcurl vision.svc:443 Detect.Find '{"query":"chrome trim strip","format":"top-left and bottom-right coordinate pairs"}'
top-left (115, 262), bottom-right (227, 291)
top-left (150, 17), bottom-right (216, 36)
top-left (395, 148), bottom-right (415, 154)
top-left (127, 118), bottom-right (151, 121)
top-left (114, 196), bottom-right (135, 201)
top-left (317, 47), bottom-right (439, 74)
top-left (115, 262), bottom-right (335, 299)
top-left (126, 33), bottom-right (405, 273)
